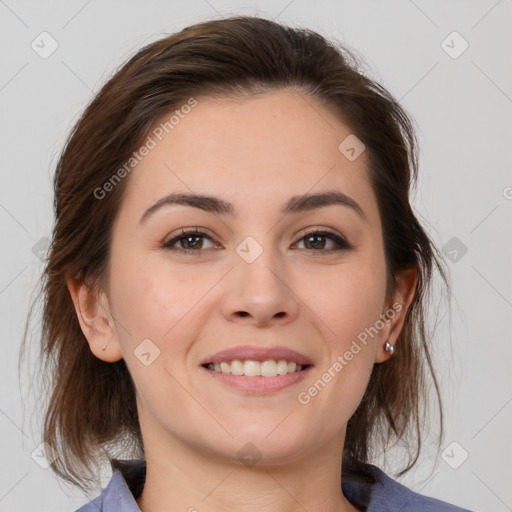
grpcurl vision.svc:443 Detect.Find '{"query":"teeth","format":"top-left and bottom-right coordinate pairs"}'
top-left (230, 359), bottom-right (244, 375)
top-left (206, 359), bottom-right (305, 377)
top-left (244, 360), bottom-right (260, 377)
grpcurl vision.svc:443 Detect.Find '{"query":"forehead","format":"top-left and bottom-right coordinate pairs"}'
top-left (118, 91), bottom-right (379, 225)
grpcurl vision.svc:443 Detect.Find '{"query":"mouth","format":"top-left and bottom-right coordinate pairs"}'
top-left (201, 360), bottom-right (312, 377)
top-left (200, 361), bottom-right (313, 394)
top-left (199, 345), bottom-right (314, 394)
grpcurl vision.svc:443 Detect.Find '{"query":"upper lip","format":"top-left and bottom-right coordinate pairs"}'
top-left (200, 345), bottom-right (314, 366)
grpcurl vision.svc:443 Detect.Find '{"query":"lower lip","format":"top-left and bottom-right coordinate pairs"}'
top-left (201, 366), bottom-right (313, 394)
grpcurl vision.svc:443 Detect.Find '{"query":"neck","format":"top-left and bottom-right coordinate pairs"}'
top-left (135, 421), bottom-right (361, 512)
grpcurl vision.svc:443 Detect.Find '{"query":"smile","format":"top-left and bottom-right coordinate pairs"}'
top-left (203, 359), bottom-right (308, 377)
top-left (201, 361), bottom-right (313, 394)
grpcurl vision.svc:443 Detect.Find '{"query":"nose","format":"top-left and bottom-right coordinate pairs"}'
top-left (220, 243), bottom-right (300, 327)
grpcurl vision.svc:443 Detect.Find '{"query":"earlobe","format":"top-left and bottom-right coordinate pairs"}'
top-left (375, 268), bottom-right (418, 364)
top-left (66, 276), bottom-right (123, 363)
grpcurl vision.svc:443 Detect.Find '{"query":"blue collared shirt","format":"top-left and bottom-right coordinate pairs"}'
top-left (75, 459), bottom-right (472, 512)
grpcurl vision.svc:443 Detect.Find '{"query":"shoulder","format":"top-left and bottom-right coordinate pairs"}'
top-left (73, 467), bottom-right (142, 512)
top-left (366, 464), bottom-right (473, 512)
top-left (74, 495), bottom-right (103, 512)
top-left (74, 492), bottom-right (104, 512)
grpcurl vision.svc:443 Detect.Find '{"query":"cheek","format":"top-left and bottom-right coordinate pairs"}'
top-left (108, 251), bottom-right (221, 375)
top-left (110, 262), bottom-right (206, 405)
top-left (294, 255), bottom-right (385, 409)
top-left (109, 247), bottom-right (195, 336)
top-left (300, 257), bottom-right (387, 343)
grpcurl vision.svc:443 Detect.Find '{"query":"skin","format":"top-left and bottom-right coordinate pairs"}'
top-left (68, 90), bottom-right (416, 512)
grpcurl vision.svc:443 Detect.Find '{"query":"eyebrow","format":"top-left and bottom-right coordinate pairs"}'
top-left (139, 190), bottom-right (367, 224)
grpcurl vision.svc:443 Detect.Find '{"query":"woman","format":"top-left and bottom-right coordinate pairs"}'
top-left (29, 15), bottom-right (472, 511)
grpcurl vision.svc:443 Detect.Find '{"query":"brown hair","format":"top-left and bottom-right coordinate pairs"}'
top-left (20, 15), bottom-right (450, 493)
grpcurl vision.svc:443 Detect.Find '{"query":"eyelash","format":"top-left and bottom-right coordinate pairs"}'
top-left (161, 228), bottom-right (354, 255)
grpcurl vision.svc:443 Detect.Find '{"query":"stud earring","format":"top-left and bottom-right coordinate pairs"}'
top-left (384, 341), bottom-right (394, 355)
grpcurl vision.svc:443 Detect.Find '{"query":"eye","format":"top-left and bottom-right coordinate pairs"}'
top-left (162, 228), bottom-right (353, 255)
top-left (293, 230), bottom-right (353, 252)
top-left (162, 228), bottom-right (219, 254)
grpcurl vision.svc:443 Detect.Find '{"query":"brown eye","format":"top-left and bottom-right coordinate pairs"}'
top-left (294, 231), bottom-right (353, 251)
top-left (162, 229), bottom-right (218, 254)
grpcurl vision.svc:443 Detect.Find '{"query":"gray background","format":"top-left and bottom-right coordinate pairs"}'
top-left (1, 1), bottom-right (511, 511)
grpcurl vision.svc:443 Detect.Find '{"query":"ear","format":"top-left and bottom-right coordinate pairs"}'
top-left (66, 276), bottom-right (123, 363)
top-left (374, 268), bottom-right (417, 363)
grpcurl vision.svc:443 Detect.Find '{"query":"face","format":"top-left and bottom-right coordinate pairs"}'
top-left (70, 90), bottom-right (414, 466)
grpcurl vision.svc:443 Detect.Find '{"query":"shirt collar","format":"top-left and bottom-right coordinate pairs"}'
top-left (97, 458), bottom-right (413, 512)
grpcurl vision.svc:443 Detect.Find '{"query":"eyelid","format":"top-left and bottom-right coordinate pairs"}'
top-left (162, 226), bottom-right (354, 254)
top-left (162, 227), bottom-right (217, 249)
top-left (292, 227), bottom-right (354, 251)
top-left (294, 226), bottom-right (348, 243)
